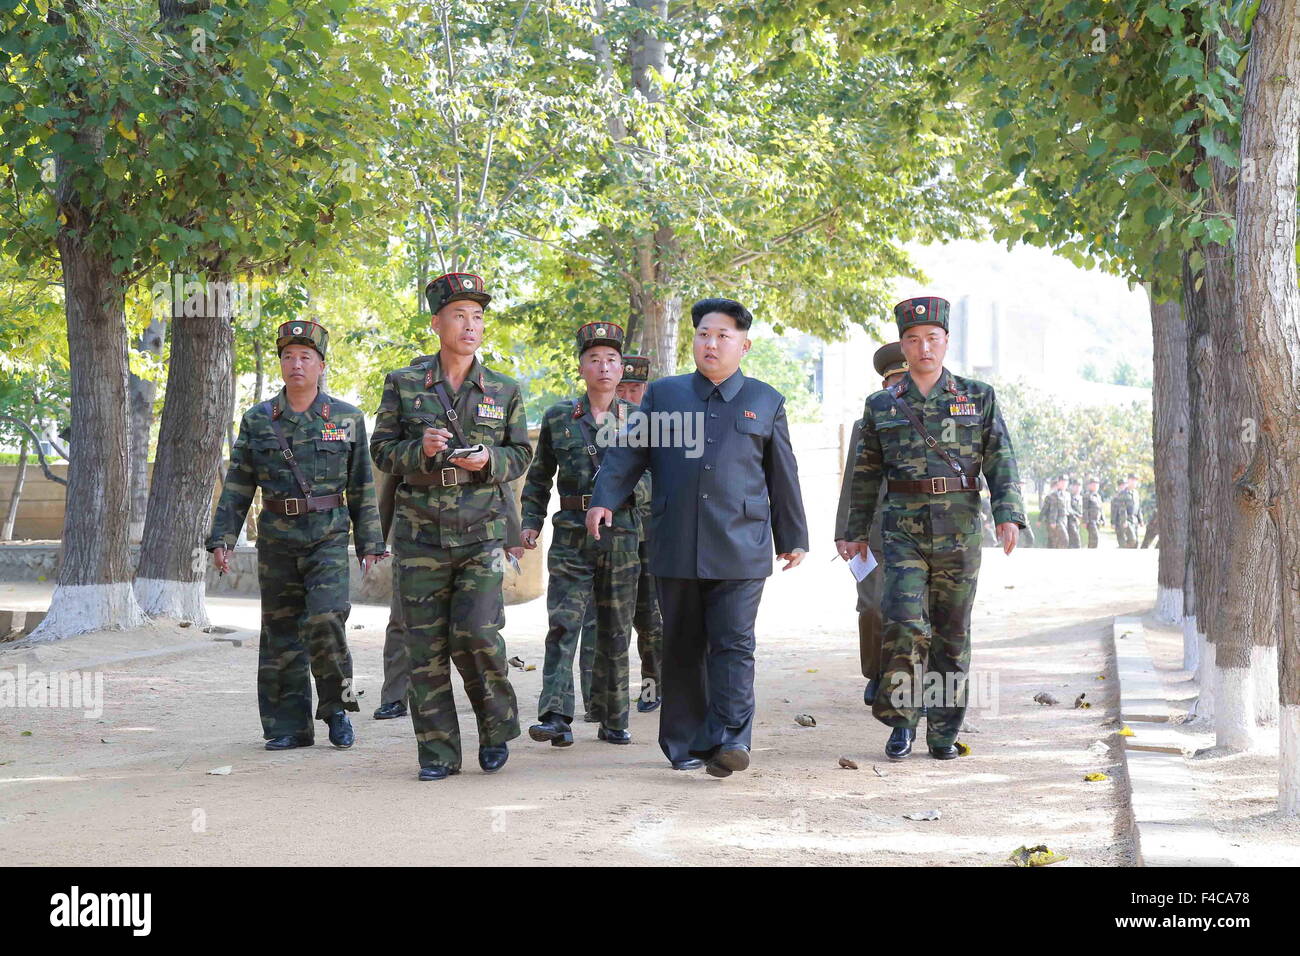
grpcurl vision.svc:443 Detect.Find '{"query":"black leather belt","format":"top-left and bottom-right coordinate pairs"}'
top-left (559, 494), bottom-right (592, 511)
top-left (887, 476), bottom-right (982, 495)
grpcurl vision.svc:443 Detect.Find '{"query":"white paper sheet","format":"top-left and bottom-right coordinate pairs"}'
top-left (848, 550), bottom-right (877, 582)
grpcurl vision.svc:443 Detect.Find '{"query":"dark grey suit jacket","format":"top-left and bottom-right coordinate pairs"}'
top-left (592, 369), bottom-right (808, 580)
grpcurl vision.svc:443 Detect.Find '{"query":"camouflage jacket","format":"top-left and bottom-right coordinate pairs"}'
top-left (1082, 490), bottom-right (1104, 524)
top-left (207, 388), bottom-right (384, 554)
top-left (845, 368), bottom-right (1026, 539)
top-left (370, 353), bottom-right (532, 548)
top-left (1069, 492), bottom-right (1083, 521)
top-left (521, 394), bottom-right (647, 540)
top-left (1111, 489), bottom-right (1136, 523)
top-left (1040, 488), bottom-right (1068, 526)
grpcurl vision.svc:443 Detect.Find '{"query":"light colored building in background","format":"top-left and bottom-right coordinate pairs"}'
top-left (819, 239), bottom-right (1154, 428)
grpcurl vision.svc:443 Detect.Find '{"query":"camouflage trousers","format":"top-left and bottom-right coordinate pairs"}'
top-left (1116, 520), bottom-right (1138, 548)
top-left (1066, 517), bottom-right (1081, 549)
top-left (393, 531), bottom-right (520, 771)
top-left (872, 530), bottom-right (982, 749)
top-left (578, 538), bottom-right (662, 705)
top-left (1046, 523), bottom-right (1068, 549)
top-left (539, 531), bottom-right (638, 729)
top-left (1085, 522), bottom-right (1100, 548)
top-left (255, 533), bottom-right (358, 741)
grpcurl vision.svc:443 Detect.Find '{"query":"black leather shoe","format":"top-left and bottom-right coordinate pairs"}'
top-left (929, 744), bottom-right (959, 760)
top-left (863, 678), bottom-right (879, 706)
top-left (671, 758), bottom-right (704, 771)
top-left (265, 734), bottom-right (313, 750)
top-left (636, 697), bottom-right (662, 713)
top-left (706, 745), bottom-right (750, 778)
top-left (417, 765), bottom-right (458, 781)
top-left (372, 700), bottom-right (407, 720)
top-left (478, 743), bottom-right (509, 773)
top-left (597, 725), bottom-right (631, 744)
top-left (528, 716), bottom-right (574, 747)
top-left (885, 727), bottom-right (914, 759)
top-left (325, 712), bottom-right (354, 749)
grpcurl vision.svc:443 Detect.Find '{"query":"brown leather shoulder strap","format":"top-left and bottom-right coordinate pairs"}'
top-left (263, 401), bottom-right (315, 498)
top-left (427, 381), bottom-right (472, 450)
top-left (890, 393), bottom-right (965, 477)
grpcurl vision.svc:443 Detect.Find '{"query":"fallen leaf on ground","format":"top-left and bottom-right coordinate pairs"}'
top-left (805, 668), bottom-right (818, 673)
top-left (956, 742), bottom-right (971, 756)
top-left (1033, 692), bottom-right (1059, 706)
top-left (838, 756), bottom-right (859, 770)
top-left (20, 731), bottom-right (32, 737)
top-left (1117, 725), bottom-right (1135, 737)
top-left (524, 664), bottom-right (537, 671)
top-left (1073, 693), bottom-right (1090, 709)
top-left (1008, 844), bottom-right (1068, 867)
top-left (794, 713), bottom-right (816, 727)
top-left (904, 809), bottom-right (941, 821)
top-left (1084, 772), bottom-right (1109, 782)
top-left (961, 720), bottom-right (980, 733)
top-left (872, 765), bottom-right (887, 777)
top-left (207, 766), bottom-right (233, 776)
top-left (507, 656), bottom-right (526, 669)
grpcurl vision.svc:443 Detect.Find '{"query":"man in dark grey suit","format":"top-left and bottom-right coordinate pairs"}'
top-left (586, 298), bottom-right (808, 777)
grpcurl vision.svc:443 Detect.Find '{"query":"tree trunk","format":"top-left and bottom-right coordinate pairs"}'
top-left (1147, 288), bottom-right (1188, 624)
top-left (1235, 0), bottom-right (1300, 813)
top-left (2, 438), bottom-right (29, 541)
top-left (629, 0), bottom-right (681, 378)
top-left (1182, 249), bottom-right (1221, 708)
top-left (128, 316), bottom-right (167, 543)
top-left (135, 273), bottom-right (235, 623)
top-left (31, 238), bottom-right (145, 640)
top-left (253, 335), bottom-right (265, 404)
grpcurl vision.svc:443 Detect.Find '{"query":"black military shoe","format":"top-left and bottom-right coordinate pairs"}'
top-left (597, 725), bottom-right (631, 745)
top-left (372, 700), bottom-right (407, 720)
top-left (863, 678), bottom-right (880, 706)
top-left (582, 710), bottom-right (598, 723)
top-left (265, 734), bottom-right (313, 751)
top-left (326, 712), bottom-right (354, 749)
top-left (706, 745), bottom-right (750, 778)
top-left (636, 696), bottom-right (662, 713)
top-left (478, 743), bottom-right (509, 773)
top-left (885, 727), bottom-right (914, 759)
top-left (528, 716), bottom-right (574, 748)
top-left (417, 765), bottom-right (459, 781)
top-left (671, 758), bottom-right (704, 771)
top-left (929, 744), bottom-right (960, 760)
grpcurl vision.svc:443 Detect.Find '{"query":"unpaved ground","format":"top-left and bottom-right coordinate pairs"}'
top-left (1142, 619), bottom-right (1300, 866)
top-left (1, 548), bottom-right (1157, 866)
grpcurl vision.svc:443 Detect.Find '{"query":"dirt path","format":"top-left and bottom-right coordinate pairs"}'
top-left (1, 548), bottom-right (1158, 866)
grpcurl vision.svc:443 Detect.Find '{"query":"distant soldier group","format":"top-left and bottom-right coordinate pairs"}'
top-left (1039, 471), bottom-right (1146, 549)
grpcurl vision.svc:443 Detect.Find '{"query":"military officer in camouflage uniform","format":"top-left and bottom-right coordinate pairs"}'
top-left (522, 323), bottom-right (643, 748)
top-left (1126, 474), bottom-right (1145, 547)
top-left (1066, 478), bottom-right (1083, 548)
top-left (1040, 475), bottom-right (1069, 549)
top-left (1112, 477), bottom-right (1137, 548)
top-left (208, 320), bottom-right (385, 751)
top-left (1082, 476), bottom-right (1104, 548)
top-left (371, 272), bottom-right (532, 781)
top-left (844, 296), bottom-right (1025, 761)
top-left (371, 386), bottom-right (526, 722)
top-left (835, 342), bottom-right (908, 707)
top-left (574, 353), bottom-right (662, 717)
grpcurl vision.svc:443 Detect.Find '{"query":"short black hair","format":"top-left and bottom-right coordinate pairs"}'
top-left (691, 297), bottom-right (752, 331)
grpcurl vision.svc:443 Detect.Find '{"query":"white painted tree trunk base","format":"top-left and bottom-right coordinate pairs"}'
top-left (1155, 586), bottom-right (1183, 625)
top-left (1252, 645), bottom-right (1279, 726)
top-left (1282, 706), bottom-right (1300, 817)
top-left (1215, 666), bottom-right (1256, 751)
top-left (26, 583), bottom-right (146, 643)
top-left (1189, 629), bottom-right (1215, 722)
top-left (1182, 615), bottom-right (1200, 673)
top-left (134, 577), bottom-right (210, 627)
